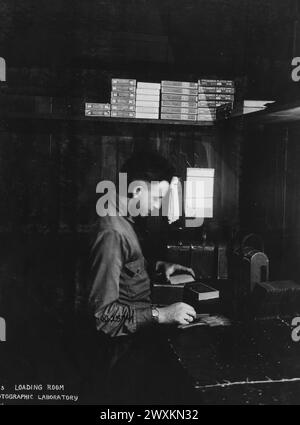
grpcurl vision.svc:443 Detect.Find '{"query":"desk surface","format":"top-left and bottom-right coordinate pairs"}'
top-left (168, 318), bottom-right (300, 404)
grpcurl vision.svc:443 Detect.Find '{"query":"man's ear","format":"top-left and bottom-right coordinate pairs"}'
top-left (128, 180), bottom-right (148, 199)
top-left (132, 185), bottom-right (143, 198)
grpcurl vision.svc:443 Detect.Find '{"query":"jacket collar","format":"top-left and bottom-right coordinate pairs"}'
top-left (116, 195), bottom-right (135, 224)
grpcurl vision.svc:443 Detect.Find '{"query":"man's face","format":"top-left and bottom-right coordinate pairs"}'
top-left (129, 180), bottom-right (170, 217)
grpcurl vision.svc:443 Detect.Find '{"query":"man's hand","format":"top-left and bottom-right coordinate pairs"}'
top-left (157, 303), bottom-right (196, 326)
top-left (156, 261), bottom-right (195, 282)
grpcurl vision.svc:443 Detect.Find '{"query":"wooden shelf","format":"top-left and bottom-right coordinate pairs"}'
top-left (0, 113), bottom-right (215, 128)
top-left (242, 100), bottom-right (300, 124)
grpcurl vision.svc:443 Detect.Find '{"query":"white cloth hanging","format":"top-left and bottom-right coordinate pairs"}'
top-left (168, 176), bottom-right (180, 224)
top-left (0, 58), bottom-right (6, 82)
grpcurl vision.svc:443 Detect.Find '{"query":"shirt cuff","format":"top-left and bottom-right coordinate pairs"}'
top-left (135, 306), bottom-right (153, 331)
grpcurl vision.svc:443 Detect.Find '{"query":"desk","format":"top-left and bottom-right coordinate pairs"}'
top-left (168, 318), bottom-right (300, 404)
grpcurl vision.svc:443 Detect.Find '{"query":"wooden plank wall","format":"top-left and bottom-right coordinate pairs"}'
top-left (0, 122), bottom-right (242, 231)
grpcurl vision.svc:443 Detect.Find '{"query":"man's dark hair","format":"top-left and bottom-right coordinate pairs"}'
top-left (120, 151), bottom-right (176, 184)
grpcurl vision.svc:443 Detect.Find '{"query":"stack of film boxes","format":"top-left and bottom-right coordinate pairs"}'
top-left (161, 81), bottom-right (198, 121)
top-left (110, 79), bottom-right (136, 118)
top-left (198, 79), bottom-right (235, 122)
top-left (136, 82), bottom-right (161, 119)
top-left (85, 103), bottom-right (111, 117)
top-left (216, 80), bottom-right (235, 120)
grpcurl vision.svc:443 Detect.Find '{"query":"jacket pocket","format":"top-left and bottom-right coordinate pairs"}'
top-left (124, 258), bottom-right (145, 278)
top-left (122, 257), bottom-right (150, 300)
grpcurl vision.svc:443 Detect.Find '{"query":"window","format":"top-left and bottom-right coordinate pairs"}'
top-left (185, 168), bottom-right (215, 219)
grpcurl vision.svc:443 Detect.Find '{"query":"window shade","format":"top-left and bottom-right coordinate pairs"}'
top-left (185, 168), bottom-right (215, 218)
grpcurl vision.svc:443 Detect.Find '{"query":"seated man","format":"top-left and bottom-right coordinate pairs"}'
top-left (87, 151), bottom-right (196, 404)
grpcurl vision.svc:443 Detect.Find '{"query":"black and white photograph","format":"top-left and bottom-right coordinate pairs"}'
top-left (0, 0), bottom-right (300, 409)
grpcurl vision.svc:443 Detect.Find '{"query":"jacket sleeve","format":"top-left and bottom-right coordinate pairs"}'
top-left (88, 229), bottom-right (152, 337)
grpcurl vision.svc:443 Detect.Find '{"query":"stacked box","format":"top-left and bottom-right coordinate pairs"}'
top-left (135, 82), bottom-right (161, 119)
top-left (110, 79), bottom-right (136, 118)
top-left (198, 79), bottom-right (235, 121)
top-left (85, 103), bottom-right (111, 117)
top-left (161, 81), bottom-right (198, 121)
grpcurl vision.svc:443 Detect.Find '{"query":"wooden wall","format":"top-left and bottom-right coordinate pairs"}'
top-left (0, 121), bottom-right (231, 230)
